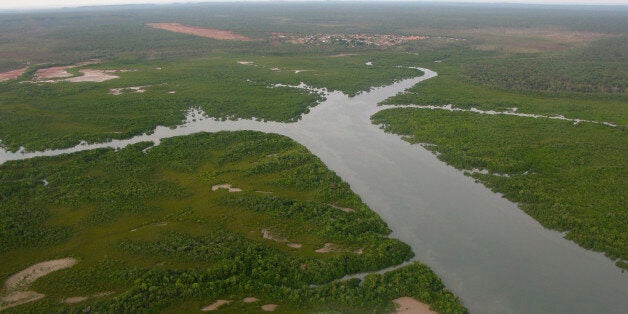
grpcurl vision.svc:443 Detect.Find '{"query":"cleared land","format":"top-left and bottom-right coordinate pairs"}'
top-left (0, 258), bottom-right (78, 310)
top-left (0, 68), bottom-right (27, 82)
top-left (394, 297), bottom-right (437, 314)
top-left (147, 23), bottom-right (252, 41)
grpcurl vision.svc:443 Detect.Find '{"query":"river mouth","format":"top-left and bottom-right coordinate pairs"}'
top-left (1, 68), bottom-right (626, 313)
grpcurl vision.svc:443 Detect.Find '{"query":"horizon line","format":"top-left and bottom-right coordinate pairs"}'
top-left (1, 1), bottom-right (628, 12)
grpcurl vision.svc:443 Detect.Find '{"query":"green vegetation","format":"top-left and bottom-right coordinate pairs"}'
top-left (0, 53), bottom-right (418, 152)
top-left (466, 35), bottom-right (628, 94)
top-left (382, 62), bottom-right (627, 125)
top-left (375, 15), bottom-right (627, 267)
top-left (0, 131), bottom-right (466, 313)
top-left (0, 2), bottom-right (626, 311)
top-left (373, 109), bottom-right (627, 267)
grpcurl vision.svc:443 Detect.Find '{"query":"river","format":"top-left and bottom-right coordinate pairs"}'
top-left (1, 68), bottom-right (626, 313)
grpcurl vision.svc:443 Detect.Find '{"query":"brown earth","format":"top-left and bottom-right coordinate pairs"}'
top-left (315, 243), bottom-right (363, 254)
top-left (211, 184), bottom-right (243, 192)
top-left (329, 204), bottom-right (355, 213)
top-left (261, 304), bottom-right (278, 311)
top-left (65, 69), bottom-right (120, 83)
top-left (0, 67), bottom-right (27, 82)
top-left (35, 66), bottom-right (73, 79)
top-left (4, 258), bottom-right (78, 290)
top-left (34, 60), bottom-right (100, 80)
top-left (261, 229), bottom-right (302, 249)
top-left (393, 297), bottom-right (437, 314)
top-left (329, 53), bottom-right (359, 58)
top-left (202, 299), bottom-right (231, 311)
top-left (0, 258), bottom-right (78, 311)
top-left (147, 23), bottom-right (252, 41)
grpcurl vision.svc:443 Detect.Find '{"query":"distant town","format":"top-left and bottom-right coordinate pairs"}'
top-left (270, 33), bottom-right (428, 47)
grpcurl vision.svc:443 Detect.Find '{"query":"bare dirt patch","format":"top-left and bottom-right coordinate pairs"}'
top-left (211, 184), bottom-right (243, 192)
top-left (35, 66), bottom-right (74, 80)
top-left (202, 299), bottom-right (231, 311)
top-left (243, 297), bottom-right (259, 303)
top-left (5, 258), bottom-right (77, 290)
top-left (393, 297), bottom-right (436, 314)
top-left (62, 296), bottom-right (88, 304)
top-left (261, 229), bottom-right (302, 248)
top-left (329, 53), bottom-right (359, 58)
top-left (109, 85), bottom-right (151, 95)
top-left (65, 69), bottom-right (120, 83)
top-left (329, 204), bottom-right (355, 213)
top-left (0, 67), bottom-right (27, 82)
top-left (261, 304), bottom-right (278, 311)
top-left (315, 243), bottom-right (362, 254)
top-left (148, 23), bottom-right (252, 41)
top-left (34, 60), bottom-right (101, 81)
top-left (1, 258), bottom-right (78, 310)
top-left (0, 291), bottom-right (44, 311)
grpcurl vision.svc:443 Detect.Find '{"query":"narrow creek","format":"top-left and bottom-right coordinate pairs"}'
top-left (1, 68), bottom-right (626, 313)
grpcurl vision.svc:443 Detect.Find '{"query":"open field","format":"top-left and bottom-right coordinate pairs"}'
top-left (0, 68), bottom-right (27, 82)
top-left (147, 23), bottom-right (253, 41)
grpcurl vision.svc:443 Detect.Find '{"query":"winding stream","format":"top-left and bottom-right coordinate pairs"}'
top-left (1, 68), bottom-right (626, 313)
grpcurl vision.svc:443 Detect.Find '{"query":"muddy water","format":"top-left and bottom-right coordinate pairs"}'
top-left (1, 68), bottom-right (626, 313)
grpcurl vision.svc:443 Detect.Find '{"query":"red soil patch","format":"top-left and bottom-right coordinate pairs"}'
top-left (34, 61), bottom-right (100, 80)
top-left (0, 67), bottom-right (27, 82)
top-left (147, 23), bottom-right (252, 41)
top-left (35, 66), bottom-right (74, 79)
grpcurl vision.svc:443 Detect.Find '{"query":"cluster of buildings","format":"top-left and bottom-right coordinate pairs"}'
top-left (270, 33), bottom-right (427, 47)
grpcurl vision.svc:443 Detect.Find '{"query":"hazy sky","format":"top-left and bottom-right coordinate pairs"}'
top-left (1, 0), bottom-right (627, 10)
